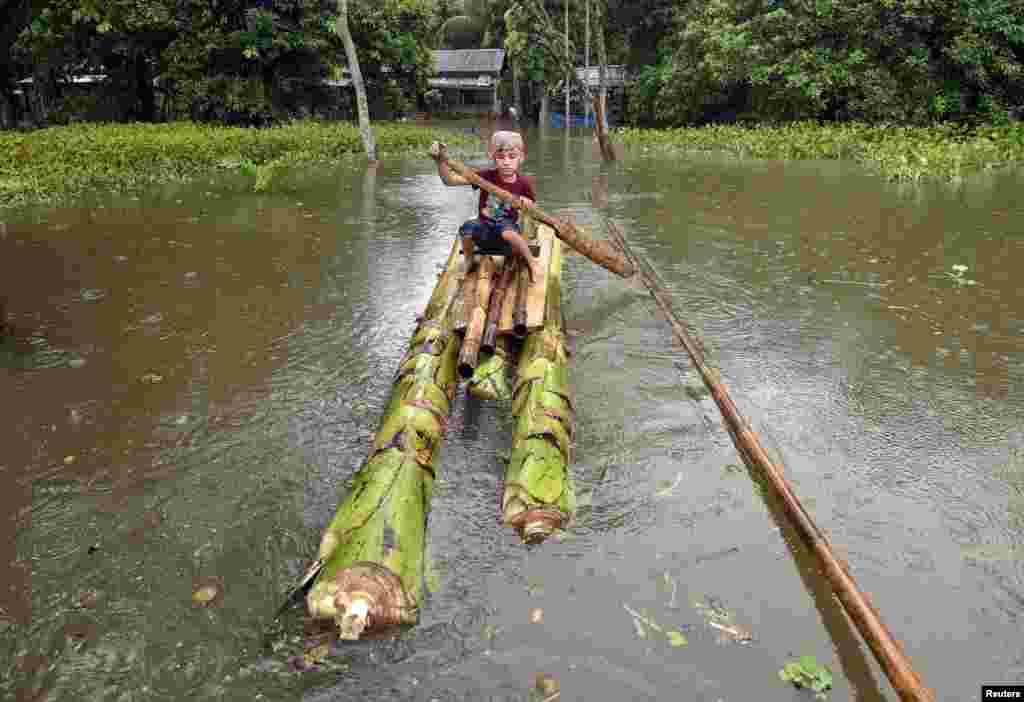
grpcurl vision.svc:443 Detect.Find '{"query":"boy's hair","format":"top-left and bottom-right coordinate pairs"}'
top-left (489, 130), bottom-right (526, 156)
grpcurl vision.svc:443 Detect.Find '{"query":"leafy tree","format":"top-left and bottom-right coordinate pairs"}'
top-left (640, 0), bottom-right (1024, 125)
top-left (0, 0), bottom-right (43, 127)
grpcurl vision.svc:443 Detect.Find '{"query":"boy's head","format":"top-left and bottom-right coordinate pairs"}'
top-left (489, 131), bottom-right (526, 177)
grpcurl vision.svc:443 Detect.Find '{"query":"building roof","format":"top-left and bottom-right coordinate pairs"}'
top-left (575, 65), bottom-right (628, 87)
top-left (433, 49), bottom-right (506, 74)
top-left (428, 76), bottom-right (495, 89)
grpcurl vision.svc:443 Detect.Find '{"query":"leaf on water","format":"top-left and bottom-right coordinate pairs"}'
top-left (192, 585), bottom-right (218, 605)
top-left (666, 629), bottom-right (688, 647)
top-left (655, 473), bottom-right (683, 497)
top-left (961, 544), bottom-right (1024, 562)
top-left (779, 655), bottom-right (833, 698)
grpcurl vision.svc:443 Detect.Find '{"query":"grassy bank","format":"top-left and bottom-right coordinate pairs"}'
top-left (0, 121), bottom-right (476, 209)
top-left (617, 122), bottom-right (1024, 182)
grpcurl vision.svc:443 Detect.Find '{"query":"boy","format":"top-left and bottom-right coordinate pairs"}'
top-left (430, 131), bottom-right (542, 283)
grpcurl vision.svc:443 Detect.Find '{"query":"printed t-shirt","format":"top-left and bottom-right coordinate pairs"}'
top-left (475, 169), bottom-right (536, 223)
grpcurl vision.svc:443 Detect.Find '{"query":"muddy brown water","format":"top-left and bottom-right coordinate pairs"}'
top-left (2, 125), bottom-right (1024, 701)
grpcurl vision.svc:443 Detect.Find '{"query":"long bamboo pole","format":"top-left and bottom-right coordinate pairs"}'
top-left (432, 145), bottom-right (634, 278)
top-left (604, 219), bottom-right (934, 702)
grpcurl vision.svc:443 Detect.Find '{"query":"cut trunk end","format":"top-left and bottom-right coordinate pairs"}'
top-left (505, 505), bottom-right (568, 544)
top-left (308, 561), bottom-right (417, 640)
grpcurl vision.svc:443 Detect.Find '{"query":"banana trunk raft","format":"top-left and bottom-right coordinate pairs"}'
top-left (303, 217), bottom-right (575, 640)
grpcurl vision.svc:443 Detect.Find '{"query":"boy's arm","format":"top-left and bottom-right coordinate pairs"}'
top-left (521, 176), bottom-right (537, 207)
top-left (430, 142), bottom-right (471, 186)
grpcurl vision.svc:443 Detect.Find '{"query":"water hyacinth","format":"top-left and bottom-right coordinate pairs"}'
top-left (0, 121), bottom-right (476, 208)
top-left (617, 122), bottom-right (1024, 183)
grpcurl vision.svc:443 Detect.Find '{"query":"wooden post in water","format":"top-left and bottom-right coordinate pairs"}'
top-left (604, 219), bottom-right (935, 702)
top-left (432, 146), bottom-right (634, 278)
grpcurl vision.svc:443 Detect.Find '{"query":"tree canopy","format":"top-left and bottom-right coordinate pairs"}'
top-left (2, 0), bottom-right (1022, 128)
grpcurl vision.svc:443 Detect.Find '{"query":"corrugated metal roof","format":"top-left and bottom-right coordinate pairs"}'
top-left (575, 65), bottom-right (628, 87)
top-left (428, 77), bottom-right (495, 89)
top-left (433, 49), bottom-right (506, 74)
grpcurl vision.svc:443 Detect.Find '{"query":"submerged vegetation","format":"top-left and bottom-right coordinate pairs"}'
top-left (0, 121), bottom-right (474, 208)
top-left (618, 122), bottom-right (1024, 182)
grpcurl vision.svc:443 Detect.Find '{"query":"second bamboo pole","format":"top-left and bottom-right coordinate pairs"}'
top-left (604, 219), bottom-right (934, 702)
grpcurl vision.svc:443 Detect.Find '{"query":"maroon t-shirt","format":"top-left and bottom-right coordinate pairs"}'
top-left (475, 169), bottom-right (536, 223)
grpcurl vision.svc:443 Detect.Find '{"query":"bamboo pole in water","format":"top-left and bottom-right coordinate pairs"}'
top-left (502, 223), bottom-right (576, 543)
top-left (300, 240), bottom-right (464, 640)
top-left (432, 145), bottom-right (634, 278)
top-left (604, 219), bottom-right (935, 702)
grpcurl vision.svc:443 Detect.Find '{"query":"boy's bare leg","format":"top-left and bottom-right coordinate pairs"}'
top-left (501, 229), bottom-right (541, 283)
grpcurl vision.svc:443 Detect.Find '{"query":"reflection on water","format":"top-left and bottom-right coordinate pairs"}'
top-left (2, 128), bottom-right (1023, 701)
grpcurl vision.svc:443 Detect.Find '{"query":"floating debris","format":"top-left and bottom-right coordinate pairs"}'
top-left (140, 372), bottom-right (164, 384)
top-left (535, 672), bottom-right (560, 697)
top-left (779, 655), bottom-right (833, 699)
top-left (666, 629), bottom-right (688, 647)
top-left (529, 608), bottom-right (544, 624)
top-left (655, 473), bottom-right (683, 498)
top-left (694, 596), bottom-right (755, 644)
top-left (708, 620), bottom-right (754, 644)
top-left (191, 576), bottom-right (224, 608)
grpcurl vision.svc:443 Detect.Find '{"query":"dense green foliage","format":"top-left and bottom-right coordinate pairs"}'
top-left (2, 0), bottom-right (1022, 132)
top-left (6, 0), bottom-right (436, 126)
top-left (629, 0), bottom-right (1024, 126)
top-left (0, 121), bottom-right (474, 208)
top-left (618, 121), bottom-right (1024, 181)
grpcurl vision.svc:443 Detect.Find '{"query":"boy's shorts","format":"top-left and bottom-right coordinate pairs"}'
top-left (458, 217), bottom-right (519, 256)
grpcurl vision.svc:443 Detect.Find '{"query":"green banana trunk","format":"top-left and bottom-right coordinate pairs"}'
top-left (305, 241), bottom-right (463, 639)
top-left (467, 336), bottom-right (514, 401)
top-left (501, 224), bottom-right (576, 543)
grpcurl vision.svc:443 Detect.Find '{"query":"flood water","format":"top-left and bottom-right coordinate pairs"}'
top-left (2, 124), bottom-right (1024, 701)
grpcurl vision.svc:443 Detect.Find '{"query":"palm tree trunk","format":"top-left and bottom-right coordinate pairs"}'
top-left (593, 0), bottom-right (615, 161)
top-left (337, 0), bottom-right (377, 162)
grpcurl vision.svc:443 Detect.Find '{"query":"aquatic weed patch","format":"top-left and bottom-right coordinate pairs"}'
top-left (0, 121), bottom-right (475, 208)
top-left (617, 122), bottom-right (1024, 182)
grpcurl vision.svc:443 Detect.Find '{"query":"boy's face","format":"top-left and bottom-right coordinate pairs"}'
top-left (491, 147), bottom-right (523, 179)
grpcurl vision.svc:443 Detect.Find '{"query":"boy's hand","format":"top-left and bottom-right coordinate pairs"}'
top-left (429, 141), bottom-right (446, 162)
top-left (519, 196), bottom-right (534, 209)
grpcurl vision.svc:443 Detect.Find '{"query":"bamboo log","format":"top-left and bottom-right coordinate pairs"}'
top-left (432, 145), bottom-right (633, 278)
top-left (467, 336), bottom-right (515, 401)
top-left (458, 257), bottom-right (498, 378)
top-left (604, 220), bottom-right (934, 702)
top-left (502, 223), bottom-right (576, 543)
top-left (482, 258), bottom-right (518, 354)
top-left (452, 264), bottom-right (476, 335)
top-left (303, 240), bottom-right (464, 640)
top-left (512, 257), bottom-right (530, 338)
